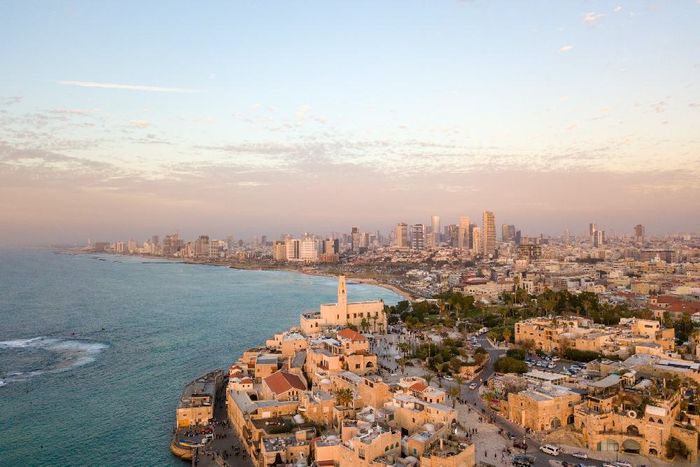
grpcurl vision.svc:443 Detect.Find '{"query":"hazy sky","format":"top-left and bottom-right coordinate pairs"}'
top-left (1, 1), bottom-right (699, 245)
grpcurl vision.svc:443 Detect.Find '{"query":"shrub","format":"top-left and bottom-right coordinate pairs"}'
top-left (494, 356), bottom-right (528, 374)
top-left (506, 348), bottom-right (526, 360)
top-left (564, 348), bottom-right (600, 362)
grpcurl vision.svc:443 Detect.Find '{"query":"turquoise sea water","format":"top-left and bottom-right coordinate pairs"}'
top-left (0, 249), bottom-right (401, 466)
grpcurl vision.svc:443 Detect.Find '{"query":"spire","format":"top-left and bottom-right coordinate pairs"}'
top-left (338, 275), bottom-right (347, 312)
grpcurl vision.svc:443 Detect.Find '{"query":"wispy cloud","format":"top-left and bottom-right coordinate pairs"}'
top-left (559, 45), bottom-right (574, 53)
top-left (583, 12), bottom-right (604, 25)
top-left (58, 80), bottom-right (200, 93)
top-left (652, 101), bottom-right (667, 113)
top-left (128, 120), bottom-right (151, 129)
top-left (48, 108), bottom-right (94, 116)
top-left (613, 6), bottom-right (623, 13)
top-left (0, 96), bottom-right (23, 106)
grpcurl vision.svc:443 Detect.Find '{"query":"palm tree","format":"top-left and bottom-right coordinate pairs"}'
top-left (436, 363), bottom-right (447, 387)
top-left (423, 373), bottom-right (434, 387)
top-left (398, 342), bottom-right (411, 359)
top-left (334, 388), bottom-right (353, 408)
top-left (454, 375), bottom-right (464, 388)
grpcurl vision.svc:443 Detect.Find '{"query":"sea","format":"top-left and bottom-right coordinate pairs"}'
top-left (0, 248), bottom-right (402, 466)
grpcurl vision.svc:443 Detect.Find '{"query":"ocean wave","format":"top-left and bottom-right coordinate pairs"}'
top-left (0, 336), bottom-right (108, 385)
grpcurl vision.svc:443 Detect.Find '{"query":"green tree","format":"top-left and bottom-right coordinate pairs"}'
top-left (665, 437), bottom-right (689, 459)
top-left (359, 318), bottom-right (370, 333)
top-left (398, 342), bottom-right (411, 358)
top-left (435, 362), bottom-right (448, 387)
top-left (334, 388), bottom-right (354, 407)
top-left (506, 348), bottom-right (526, 360)
top-left (494, 356), bottom-right (528, 374)
top-left (564, 348), bottom-right (600, 362)
top-left (674, 315), bottom-right (697, 343)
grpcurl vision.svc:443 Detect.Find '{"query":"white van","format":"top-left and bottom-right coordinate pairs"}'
top-left (539, 444), bottom-right (560, 456)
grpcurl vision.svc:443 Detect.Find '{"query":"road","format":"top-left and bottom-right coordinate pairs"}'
top-left (444, 335), bottom-right (601, 467)
top-left (373, 332), bottom-right (625, 467)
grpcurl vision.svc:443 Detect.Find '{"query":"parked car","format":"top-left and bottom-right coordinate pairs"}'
top-left (613, 462), bottom-right (633, 467)
top-left (513, 440), bottom-right (528, 450)
top-left (539, 444), bottom-right (560, 456)
top-left (469, 382), bottom-right (478, 390)
top-left (512, 455), bottom-right (535, 466)
top-left (444, 375), bottom-right (454, 381)
top-left (572, 452), bottom-right (588, 459)
top-left (547, 362), bottom-right (556, 369)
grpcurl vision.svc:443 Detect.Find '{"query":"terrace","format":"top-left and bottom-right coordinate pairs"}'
top-left (423, 438), bottom-right (471, 459)
top-left (262, 434), bottom-right (310, 453)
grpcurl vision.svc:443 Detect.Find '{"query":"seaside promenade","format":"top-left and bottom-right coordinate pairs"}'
top-left (192, 384), bottom-right (252, 467)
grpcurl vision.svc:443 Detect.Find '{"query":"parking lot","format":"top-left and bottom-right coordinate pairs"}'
top-left (524, 355), bottom-right (587, 377)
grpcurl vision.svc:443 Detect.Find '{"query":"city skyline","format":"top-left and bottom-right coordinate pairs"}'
top-left (2, 1), bottom-right (700, 245)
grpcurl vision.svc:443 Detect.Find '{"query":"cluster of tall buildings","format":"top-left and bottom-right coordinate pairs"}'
top-left (272, 235), bottom-right (340, 263)
top-left (393, 210), bottom-right (502, 257)
top-left (92, 220), bottom-right (652, 267)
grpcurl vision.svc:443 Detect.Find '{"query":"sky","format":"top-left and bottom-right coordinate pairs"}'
top-left (1, 0), bottom-right (699, 245)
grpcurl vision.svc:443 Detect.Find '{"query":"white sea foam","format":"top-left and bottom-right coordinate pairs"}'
top-left (0, 336), bottom-right (108, 384)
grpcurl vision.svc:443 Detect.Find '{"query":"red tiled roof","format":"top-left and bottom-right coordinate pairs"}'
top-left (652, 295), bottom-right (700, 314)
top-left (337, 328), bottom-right (367, 342)
top-left (264, 371), bottom-right (306, 395)
top-left (409, 382), bottom-right (428, 393)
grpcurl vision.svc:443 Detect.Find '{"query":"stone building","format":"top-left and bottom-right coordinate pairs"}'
top-left (506, 383), bottom-right (582, 432)
top-left (300, 276), bottom-right (386, 335)
top-left (573, 374), bottom-right (698, 462)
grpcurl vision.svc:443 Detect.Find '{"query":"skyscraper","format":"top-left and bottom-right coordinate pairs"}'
top-left (411, 224), bottom-right (425, 250)
top-left (444, 224), bottom-right (458, 247)
top-left (594, 230), bottom-right (605, 248)
top-left (300, 235), bottom-right (320, 262)
top-left (431, 215), bottom-right (441, 247)
top-left (634, 224), bottom-right (645, 242)
top-left (273, 241), bottom-right (287, 261)
top-left (395, 223), bottom-right (408, 248)
top-left (323, 238), bottom-right (339, 254)
top-left (589, 223), bottom-right (597, 237)
top-left (351, 227), bottom-right (361, 252)
top-left (471, 227), bottom-right (481, 255)
top-left (458, 216), bottom-right (470, 249)
top-left (285, 238), bottom-right (300, 260)
top-left (482, 210), bottom-right (496, 256)
top-left (194, 235), bottom-right (210, 258)
top-left (501, 224), bottom-right (515, 242)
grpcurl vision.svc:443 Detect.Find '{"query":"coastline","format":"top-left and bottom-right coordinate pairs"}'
top-left (66, 248), bottom-right (415, 301)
